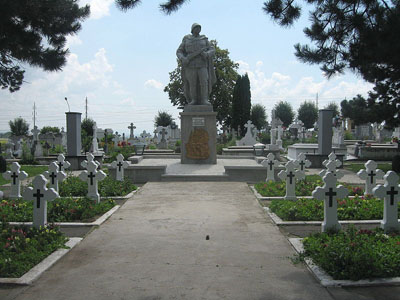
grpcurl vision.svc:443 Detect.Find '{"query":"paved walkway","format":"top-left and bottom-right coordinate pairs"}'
top-left (3, 182), bottom-right (400, 300)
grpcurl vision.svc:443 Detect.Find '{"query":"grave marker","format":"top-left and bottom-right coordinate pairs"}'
top-left (111, 153), bottom-right (129, 181)
top-left (261, 153), bottom-right (280, 182)
top-left (373, 171), bottom-right (400, 232)
top-left (278, 161), bottom-right (305, 200)
top-left (312, 172), bottom-right (348, 232)
top-left (56, 154), bottom-right (71, 172)
top-left (319, 160), bottom-right (344, 180)
top-left (79, 160), bottom-right (106, 203)
top-left (22, 175), bottom-right (59, 228)
top-left (43, 161), bottom-right (66, 193)
top-left (2, 162), bottom-right (28, 199)
top-left (357, 160), bottom-right (385, 195)
top-left (81, 152), bottom-right (100, 169)
top-left (322, 152), bottom-right (342, 168)
top-left (295, 152), bottom-right (311, 174)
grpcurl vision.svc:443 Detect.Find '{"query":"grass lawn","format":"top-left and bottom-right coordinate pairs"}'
top-left (0, 165), bottom-right (48, 186)
top-left (344, 162), bottom-right (394, 174)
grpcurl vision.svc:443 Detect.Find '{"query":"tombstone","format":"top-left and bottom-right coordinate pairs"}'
top-left (237, 120), bottom-right (257, 146)
top-left (158, 127), bottom-right (168, 149)
top-left (355, 123), bottom-right (373, 140)
top-left (103, 129), bottom-right (109, 153)
top-left (0, 190), bottom-right (3, 200)
top-left (278, 161), bottom-right (305, 200)
top-left (79, 160), bottom-right (106, 203)
top-left (56, 154), bottom-right (71, 172)
top-left (393, 127), bottom-right (400, 139)
top-left (289, 119), bottom-right (303, 140)
top-left (66, 112), bottom-right (82, 156)
top-left (43, 161), bottom-right (66, 193)
top-left (111, 153), bottom-right (129, 181)
top-left (81, 152), bottom-right (100, 169)
top-left (312, 172), bottom-right (348, 232)
top-left (113, 132), bottom-right (120, 149)
top-left (373, 171), bottom-right (400, 232)
top-left (322, 152), bottom-right (342, 168)
top-left (319, 160), bottom-right (344, 180)
top-left (318, 109), bottom-right (334, 155)
top-left (295, 152), bottom-right (311, 175)
top-left (5, 144), bottom-right (14, 159)
top-left (91, 122), bottom-right (100, 153)
top-left (332, 126), bottom-right (345, 147)
top-left (128, 123), bottom-right (136, 139)
top-left (14, 139), bottom-right (23, 158)
top-left (261, 153), bottom-right (280, 182)
top-left (61, 127), bottom-right (67, 149)
top-left (31, 126), bottom-right (40, 142)
top-left (22, 175), bottom-right (59, 228)
top-left (357, 160), bottom-right (385, 195)
top-left (277, 120), bottom-right (284, 149)
top-left (2, 162), bottom-right (28, 199)
top-left (33, 141), bottom-right (43, 158)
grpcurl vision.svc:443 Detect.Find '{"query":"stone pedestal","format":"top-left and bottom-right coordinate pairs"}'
top-left (318, 109), bottom-right (334, 155)
top-left (180, 108), bottom-right (217, 164)
top-left (66, 112), bottom-right (82, 156)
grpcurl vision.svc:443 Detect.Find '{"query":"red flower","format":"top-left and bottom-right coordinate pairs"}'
top-left (4, 242), bottom-right (10, 249)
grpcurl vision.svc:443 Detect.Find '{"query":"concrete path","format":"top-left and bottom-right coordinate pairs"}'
top-left (4, 182), bottom-right (400, 300)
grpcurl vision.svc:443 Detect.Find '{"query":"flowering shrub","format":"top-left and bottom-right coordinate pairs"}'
top-left (0, 223), bottom-right (67, 277)
top-left (302, 226), bottom-right (400, 280)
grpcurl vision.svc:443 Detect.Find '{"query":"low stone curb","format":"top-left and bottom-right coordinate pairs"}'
top-left (101, 188), bottom-right (139, 200)
top-left (0, 237), bottom-right (82, 285)
top-left (289, 238), bottom-right (400, 287)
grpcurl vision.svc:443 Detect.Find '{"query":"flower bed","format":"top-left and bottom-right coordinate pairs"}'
top-left (59, 176), bottom-right (136, 197)
top-left (268, 195), bottom-right (392, 221)
top-left (0, 223), bottom-right (68, 278)
top-left (0, 197), bottom-right (116, 223)
top-left (301, 227), bottom-right (400, 280)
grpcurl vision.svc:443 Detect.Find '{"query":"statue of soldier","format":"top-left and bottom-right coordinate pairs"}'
top-left (177, 23), bottom-right (217, 106)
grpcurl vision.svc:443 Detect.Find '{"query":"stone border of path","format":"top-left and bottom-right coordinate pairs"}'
top-left (0, 237), bottom-right (82, 285)
top-left (289, 238), bottom-right (400, 287)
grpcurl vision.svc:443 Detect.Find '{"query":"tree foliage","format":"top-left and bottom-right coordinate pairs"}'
top-left (164, 40), bottom-right (239, 126)
top-left (231, 74), bottom-right (251, 136)
top-left (0, 0), bottom-right (90, 92)
top-left (81, 118), bottom-right (95, 153)
top-left (154, 111), bottom-right (174, 127)
top-left (274, 101), bottom-right (294, 127)
top-left (40, 126), bottom-right (60, 135)
top-left (298, 101), bottom-right (318, 129)
top-left (340, 95), bottom-right (385, 126)
top-left (324, 102), bottom-right (340, 118)
top-left (9, 117), bottom-right (29, 136)
top-left (250, 104), bottom-right (268, 130)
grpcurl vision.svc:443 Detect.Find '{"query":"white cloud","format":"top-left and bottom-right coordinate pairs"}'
top-left (80, 0), bottom-right (114, 20)
top-left (144, 79), bottom-right (164, 90)
top-left (65, 35), bottom-right (83, 48)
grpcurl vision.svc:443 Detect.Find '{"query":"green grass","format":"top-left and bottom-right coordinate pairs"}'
top-left (0, 223), bottom-right (68, 277)
top-left (0, 165), bottom-right (48, 186)
top-left (301, 226), bottom-right (400, 280)
top-left (344, 163), bottom-right (393, 174)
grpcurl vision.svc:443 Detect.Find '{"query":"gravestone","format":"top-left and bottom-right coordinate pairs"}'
top-left (295, 152), bottom-right (311, 176)
top-left (113, 132), bottom-right (120, 149)
top-left (373, 171), bottom-right (400, 232)
top-left (2, 162), bottom-right (28, 199)
top-left (79, 160), bottom-right (106, 203)
top-left (0, 191), bottom-right (3, 200)
top-left (61, 127), bottom-right (67, 149)
top-left (319, 160), bottom-right (344, 180)
top-left (261, 153), bottom-right (280, 182)
top-left (312, 172), bottom-right (348, 232)
top-left (158, 127), bottom-right (168, 149)
top-left (66, 112), bottom-right (82, 156)
top-left (128, 123), bottom-right (136, 139)
top-left (91, 122), bottom-right (100, 154)
top-left (31, 126), bottom-right (40, 142)
top-left (111, 153), bottom-right (129, 181)
top-left (34, 141), bottom-right (44, 158)
top-left (56, 154), bottom-right (71, 172)
top-left (357, 160), bottom-right (385, 195)
top-left (318, 110), bottom-right (334, 155)
top-left (237, 120), bottom-right (257, 146)
top-left (277, 120), bottom-right (283, 149)
top-left (22, 175), bottom-right (59, 228)
top-left (44, 161), bottom-right (66, 193)
top-left (278, 161), bottom-right (304, 200)
top-left (81, 152), bottom-right (100, 169)
top-left (322, 152), bottom-right (342, 168)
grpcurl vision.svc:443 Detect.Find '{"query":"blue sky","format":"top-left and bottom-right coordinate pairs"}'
top-left (0, 0), bottom-right (373, 136)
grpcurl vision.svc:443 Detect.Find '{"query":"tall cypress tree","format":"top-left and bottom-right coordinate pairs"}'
top-left (231, 75), bottom-right (242, 135)
top-left (231, 74), bottom-right (252, 137)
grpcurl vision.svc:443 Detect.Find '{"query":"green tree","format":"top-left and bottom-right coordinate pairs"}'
top-left (9, 117), bottom-right (29, 136)
top-left (324, 102), bottom-right (340, 118)
top-left (250, 104), bottom-right (268, 130)
top-left (297, 101), bottom-right (318, 129)
top-left (164, 40), bottom-right (239, 126)
top-left (0, 1), bottom-right (90, 92)
top-left (81, 118), bottom-right (95, 153)
top-left (154, 111), bottom-right (174, 127)
top-left (274, 101), bottom-right (294, 128)
top-left (340, 95), bottom-right (379, 126)
top-left (40, 126), bottom-right (60, 135)
top-left (231, 74), bottom-right (251, 136)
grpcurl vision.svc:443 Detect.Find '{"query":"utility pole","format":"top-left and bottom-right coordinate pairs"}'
top-left (85, 97), bottom-right (88, 120)
top-left (33, 102), bottom-right (37, 128)
top-left (316, 93), bottom-right (319, 109)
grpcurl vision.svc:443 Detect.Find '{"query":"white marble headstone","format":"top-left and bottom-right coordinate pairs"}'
top-left (261, 153), bottom-right (280, 182)
top-left (79, 160), bottom-right (106, 203)
top-left (278, 161), bottom-right (305, 200)
top-left (43, 161), bottom-right (66, 193)
top-left (357, 160), bottom-right (385, 195)
top-left (2, 162), bottom-right (28, 199)
top-left (111, 153), bottom-right (129, 181)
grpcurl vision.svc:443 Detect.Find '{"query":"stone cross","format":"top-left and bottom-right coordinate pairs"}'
top-left (43, 161), bottom-right (66, 193)
top-left (357, 160), bottom-right (385, 195)
top-left (295, 152), bottom-right (311, 174)
top-left (322, 152), bottom-right (342, 168)
top-left (22, 175), bottom-right (59, 228)
top-left (319, 159), bottom-right (344, 180)
top-left (261, 153), bottom-right (280, 182)
top-left (278, 161), bottom-right (305, 200)
top-left (79, 160), bottom-right (106, 203)
top-left (56, 154), bottom-right (71, 172)
top-left (312, 172), bottom-right (348, 232)
top-left (113, 132), bottom-right (120, 148)
top-left (373, 171), bottom-right (400, 232)
top-left (2, 162), bottom-right (28, 199)
top-left (81, 152), bottom-right (100, 169)
top-left (31, 126), bottom-right (40, 142)
top-left (128, 123), bottom-right (136, 139)
top-left (111, 153), bottom-right (129, 181)
top-left (91, 122), bottom-right (99, 153)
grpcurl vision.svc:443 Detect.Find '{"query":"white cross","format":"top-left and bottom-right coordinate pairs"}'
top-left (278, 161), bottom-right (305, 200)
top-left (295, 152), bottom-right (311, 175)
top-left (312, 172), bottom-right (348, 232)
top-left (56, 154), bottom-right (71, 172)
top-left (43, 161), bottom-right (66, 193)
top-left (322, 152), bottom-right (342, 168)
top-left (3, 162), bottom-right (28, 199)
top-left (357, 160), bottom-right (385, 195)
top-left (261, 153), bottom-right (280, 182)
top-left (22, 175), bottom-right (59, 228)
top-left (244, 120), bottom-right (254, 134)
top-left (373, 171), bottom-right (400, 233)
top-left (319, 160), bottom-right (344, 180)
top-left (128, 123), bottom-right (136, 139)
top-left (79, 160), bottom-right (106, 203)
top-left (111, 153), bottom-right (129, 181)
top-left (81, 153), bottom-right (100, 169)
top-left (113, 132), bottom-right (120, 148)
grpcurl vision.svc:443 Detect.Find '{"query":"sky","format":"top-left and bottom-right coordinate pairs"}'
top-left (0, 0), bottom-right (374, 136)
